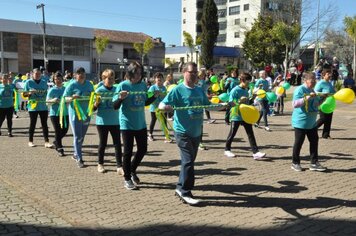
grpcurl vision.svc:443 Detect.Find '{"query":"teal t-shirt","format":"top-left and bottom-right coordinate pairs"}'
top-left (23, 79), bottom-right (48, 111)
top-left (291, 85), bottom-right (320, 129)
top-left (161, 83), bottom-right (210, 138)
top-left (225, 77), bottom-right (240, 94)
top-left (114, 80), bottom-right (147, 130)
top-left (95, 85), bottom-right (119, 126)
top-left (314, 80), bottom-right (335, 94)
top-left (254, 78), bottom-right (270, 101)
top-left (196, 79), bottom-right (209, 93)
top-left (46, 86), bottom-right (65, 116)
top-left (148, 84), bottom-right (167, 112)
top-left (0, 84), bottom-right (15, 108)
top-left (63, 80), bottom-right (94, 118)
top-left (229, 85), bottom-right (249, 122)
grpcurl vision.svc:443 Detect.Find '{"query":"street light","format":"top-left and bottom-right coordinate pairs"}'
top-left (36, 3), bottom-right (47, 70)
top-left (117, 58), bottom-right (127, 82)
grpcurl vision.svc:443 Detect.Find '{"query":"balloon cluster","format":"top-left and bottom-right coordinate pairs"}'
top-left (319, 88), bottom-right (355, 113)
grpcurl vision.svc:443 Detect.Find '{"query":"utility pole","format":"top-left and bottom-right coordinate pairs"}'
top-left (36, 3), bottom-right (47, 70)
top-left (313, 0), bottom-right (320, 68)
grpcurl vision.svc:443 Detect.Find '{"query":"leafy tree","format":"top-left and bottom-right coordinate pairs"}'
top-left (344, 16), bottom-right (356, 80)
top-left (95, 36), bottom-right (109, 77)
top-left (200, 0), bottom-right (218, 69)
top-left (133, 38), bottom-right (154, 65)
top-left (323, 29), bottom-right (353, 65)
top-left (272, 21), bottom-right (301, 77)
top-left (183, 31), bottom-right (194, 62)
top-left (164, 58), bottom-right (176, 74)
top-left (243, 15), bottom-right (284, 69)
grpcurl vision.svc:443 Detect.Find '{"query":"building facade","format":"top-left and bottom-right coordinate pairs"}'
top-left (181, 0), bottom-right (301, 48)
top-left (0, 18), bottom-right (165, 80)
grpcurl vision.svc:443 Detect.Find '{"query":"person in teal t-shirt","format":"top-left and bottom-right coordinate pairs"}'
top-left (23, 68), bottom-right (52, 148)
top-left (112, 61), bottom-right (158, 190)
top-left (147, 72), bottom-right (171, 142)
top-left (0, 73), bottom-right (16, 137)
top-left (291, 72), bottom-right (326, 172)
top-left (94, 69), bottom-right (123, 175)
top-left (159, 62), bottom-right (211, 206)
top-left (224, 68), bottom-right (239, 125)
top-left (315, 67), bottom-right (336, 139)
top-left (254, 70), bottom-right (271, 131)
top-left (63, 67), bottom-right (94, 168)
top-left (46, 72), bottom-right (68, 157)
top-left (224, 72), bottom-right (267, 160)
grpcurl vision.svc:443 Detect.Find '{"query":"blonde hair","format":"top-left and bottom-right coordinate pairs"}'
top-left (101, 69), bottom-right (115, 80)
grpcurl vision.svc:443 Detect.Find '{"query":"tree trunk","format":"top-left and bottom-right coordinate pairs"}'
top-left (353, 38), bottom-right (356, 80)
top-left (283, 46), bottom-right (289, 79)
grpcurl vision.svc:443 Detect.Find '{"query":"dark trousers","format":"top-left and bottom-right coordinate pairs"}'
top-left (257, 99), bottom-right (269, 127)
top-left (50, 116), bottom-right (69, 150)
top-left (0, 107), bottom-right (14, 134)
top-left (174, 132), bottom-right (200, 196)
top-left (292, 127), bottom-right (319, 164)
top-left (29, 110), bottom-right (49, 142)
top-left (225, 107), bottom-right (231, 123)
top-left (276, 96), bottom-right (284, 113)
top-left (97, 125), bottom-right (122, 167)
top-left (205, 109), bottom-right (211, 120)
top-left (121, 128), bottom-right (147, 181)
top-left (225, 121), bottom-right (259, 153)
top-left (149, 112), bottom-right (167, 135)
top-left (316, 112), bottom-right (333, 138)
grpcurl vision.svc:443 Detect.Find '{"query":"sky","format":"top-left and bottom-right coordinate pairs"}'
top-left (0, 0), bottom-right (356, 46)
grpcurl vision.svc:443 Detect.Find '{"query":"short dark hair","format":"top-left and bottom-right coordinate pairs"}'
top-left (239, 72), bottom-right (252, 82)
top-left (182, 62), bottom-right (197, 72)
top-left (75, 67), bottom-right (85, 74)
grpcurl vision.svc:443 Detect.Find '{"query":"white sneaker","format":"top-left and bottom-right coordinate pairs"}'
top-left (97, 164), bottom-right (106, 173)
top-left (44, 142), bottom-right (54, 148)
top-left (264, 126), bottom-right (271, 131)
top-left (253, 152), bottom-right (267, 160)
top-left (28, 142), bottom-right (36, 147)
top-left (224, 150), bottom-right (236, 158)
top-left (117, 167), bottom-right (124, 176)
top-left (175, 189), bottom-right (200, 205)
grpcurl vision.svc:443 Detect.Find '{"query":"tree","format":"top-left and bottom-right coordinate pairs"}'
top-left (95, 36), bottom-right (109, 78)
top-left (272, 21), bottom-right (301, 77)
top-left (183, 31), bottom-right (194, 62)
top-left (164, 58), bottom-right (176, 75)
top-left (243, 15), bottom-right (284, 69)
top-left (344, 15), bottom-right (356, 80)
top-left (133, 38), bottom-right (154, 65)
top-left (200, 0), bottom-right (218, 69)
top-left (323, 29), bottom-right (353, 65)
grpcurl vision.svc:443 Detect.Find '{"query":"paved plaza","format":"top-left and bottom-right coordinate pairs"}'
top-left (1, 98), bottom-right (356, 235)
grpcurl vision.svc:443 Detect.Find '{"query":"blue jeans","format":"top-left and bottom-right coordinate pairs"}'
top-left (69, 113), bottom-right (90, 161)
top-left (174, 132), bottom-right (200, 196)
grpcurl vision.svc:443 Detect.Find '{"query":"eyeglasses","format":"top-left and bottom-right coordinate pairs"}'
top-left (186, 71), bottom-right (197, 74)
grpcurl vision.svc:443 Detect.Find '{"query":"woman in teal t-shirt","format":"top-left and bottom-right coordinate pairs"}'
top-left (94, 69), bottom-right (123, 175)
top-left (113, 61), bottom-right (158, 190)
top-left (46, 72), bottom-right (68, 157)
top-left (0, 73), bottom-right (16, 137)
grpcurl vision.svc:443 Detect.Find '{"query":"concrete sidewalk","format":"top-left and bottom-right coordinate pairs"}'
top-left (0, 99), bottom-right (356, 235)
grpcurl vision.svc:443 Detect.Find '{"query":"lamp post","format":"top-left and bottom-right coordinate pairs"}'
top-left (313, 0), bottom-right (320, 68)
top-left (117, 58), bottom-right (127, 82)
top-left (36, 3), bottom-right (47, 70)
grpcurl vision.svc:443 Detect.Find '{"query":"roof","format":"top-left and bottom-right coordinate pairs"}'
top-left (166, 46), bottom-right (240, 57)
top-left (94, 29), bottom-right (152, 44)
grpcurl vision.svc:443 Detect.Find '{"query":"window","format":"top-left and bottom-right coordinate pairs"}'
top-left (3, 32), bottom-right (17, 52)
top-left (245, 18), bottom-right (247, 22)
top-left (244, 4), bottom-right (249, 11)
top-left (215, 0), bottom-right (227, 5)
top-left (63, 37), bottom-right (90, 57)
top-left (235, 18), bottom-right (240, 25)
top-left (217, 34), bottom-right (226, 42)
top-left (183, 7), bottom-right (186, 13)
top-left (229, 0), bottom-right (239, 2)
top-left (219, 22), bottom-right (227, 30)
top-left (229, 6), bottom-right (240, 15)
top-left (234, 32), bottom-right (240, 38)
top-left (218, 9), bottom-right (226, 17)
top-left (183, 19), bottom-right (186, 24)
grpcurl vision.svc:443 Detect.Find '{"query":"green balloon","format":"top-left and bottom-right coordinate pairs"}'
top-left (249, 82), bottom-right (255, 90)
top-left (218, 93), bottom-right (229, 102)
top-left (147, 91), bottom-right (154, 98)
top-left (266, 92), bottom-right (277, 103)
top-left (210, 75), bottom-right (218, 84)
top-left (320, 96), bottom-right (336, 114)
top-left (282, 82), bottom-right (291, 90)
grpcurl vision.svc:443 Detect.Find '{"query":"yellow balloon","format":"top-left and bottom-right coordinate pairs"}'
top-left (256, 89), bottom-right (266, 99)
top-left (21, 92), bottom-right (28, 101)
top-left (167, 84), bottom-right (177, 93)
top-left (211, 96), bottom-right (220, 104)
top-left (239, 104), bottom-right (260, 124)
top-left (333, 88), bottom-right (355, 104)
top-left (276, 86), bottom-right (285, 96)
top-left (211, 83), bottom-right (220, 92)
top-left (21, 75), bottom-right (27, 80)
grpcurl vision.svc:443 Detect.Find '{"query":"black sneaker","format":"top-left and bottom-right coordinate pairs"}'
top-left (8, 133), bottom-right (13, 137)
top-left (57, 149), bottom-right (65, 157)
top-left (131, 173), bottom-right (140, 185)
